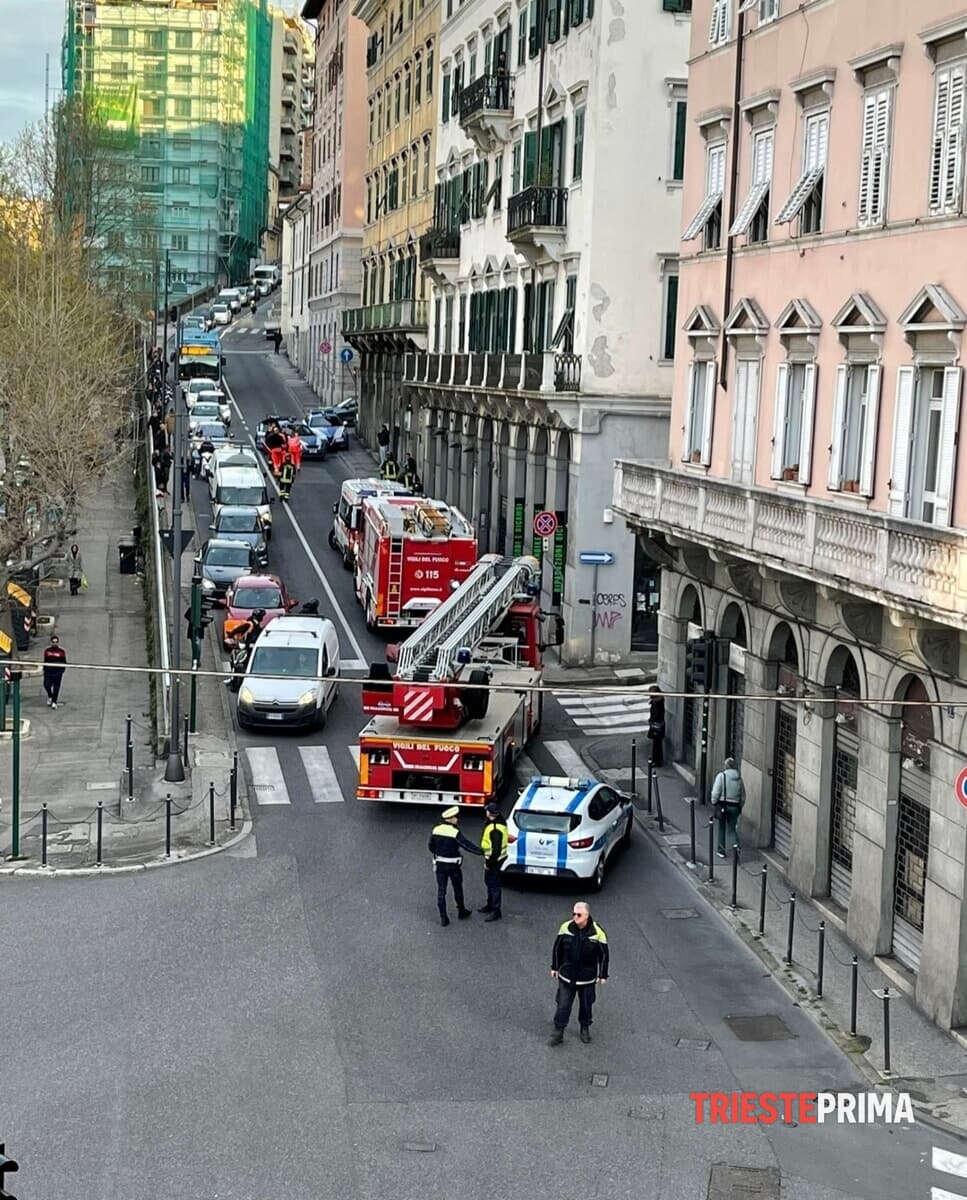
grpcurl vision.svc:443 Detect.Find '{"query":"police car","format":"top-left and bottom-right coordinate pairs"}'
top-left (502, 776), bottom-right (634, 891)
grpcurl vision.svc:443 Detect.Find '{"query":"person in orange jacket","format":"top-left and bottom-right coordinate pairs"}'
top-left (286, 430), bottom-right (303, 471)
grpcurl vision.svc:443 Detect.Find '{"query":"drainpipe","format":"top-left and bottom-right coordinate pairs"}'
top-left (530, 0), bottom-right (549, 356)
top-left (719, 6), bottom-right (746, 390)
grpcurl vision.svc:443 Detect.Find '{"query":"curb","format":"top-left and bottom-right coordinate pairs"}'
top-left (580, 738), bottom-right (967, 1145)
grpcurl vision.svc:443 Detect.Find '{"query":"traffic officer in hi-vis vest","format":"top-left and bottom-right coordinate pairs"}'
top-left (478, 803), bottom-right (508, 922)
top-left (428, 807), bottom-right (482, 926)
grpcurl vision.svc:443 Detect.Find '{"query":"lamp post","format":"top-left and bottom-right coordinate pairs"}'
top-left (8, 670), bottom-right (24, 859)
top-left (189, 568), bottom-right (202, 732)
top-left (161, 248), bottom-right (170, 360)
top-left (164, 403), bottom-right (186, 782)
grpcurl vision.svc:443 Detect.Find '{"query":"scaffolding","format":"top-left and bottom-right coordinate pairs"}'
top-left (62, 0), bottom-right (271, 294)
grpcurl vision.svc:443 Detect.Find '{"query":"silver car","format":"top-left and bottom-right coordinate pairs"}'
top-left (194, 388), bottom-right (232, 425)
top-left (236, 616), bottom-right (340, 731)
top-left (198, 538), bottom-right (256, 599)
top-left (208, 506), bottom-right (269, 569)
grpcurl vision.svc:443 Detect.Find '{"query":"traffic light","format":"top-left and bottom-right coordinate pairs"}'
top-left (0, 1143), bottom-right (19, 1199)
top-left (685, 634), bottom-right (712, 693)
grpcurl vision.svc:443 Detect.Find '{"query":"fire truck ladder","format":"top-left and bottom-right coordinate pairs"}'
top-left (396, 555), bottom-right (538, 683)
top-left (413, 501), bottom-right (451, 537)
top-left (387, 535), bottom-right (404, 619)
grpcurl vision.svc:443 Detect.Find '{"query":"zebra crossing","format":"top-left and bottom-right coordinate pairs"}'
top-left (933, 1145), bottom-right (967, 1199)
top-left (553, 688), bottom-right (653, 736)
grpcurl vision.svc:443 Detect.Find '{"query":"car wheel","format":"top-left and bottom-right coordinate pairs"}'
top-left (328, 529), bottom-right (338, 551)
top-left (619, 811), bottom-right (633, 850)
top-left (590, 854), bottom-right (606, 893)
top-left (365, 598), bottom-right (377, 633)
top-left (315, 703), bottom-right (327, 731)
top-left (342, 549), bottom-right (353, 571)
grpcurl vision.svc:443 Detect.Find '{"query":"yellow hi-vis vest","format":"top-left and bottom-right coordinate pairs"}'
top-left (481, 821), bottom-right (508, 861)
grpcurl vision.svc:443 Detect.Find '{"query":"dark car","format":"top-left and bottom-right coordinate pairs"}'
top-left (320, 397), bottom-right (358, 428)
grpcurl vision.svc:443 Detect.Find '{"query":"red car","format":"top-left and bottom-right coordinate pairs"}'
top-left (218, 573), bottom-right (298, 648)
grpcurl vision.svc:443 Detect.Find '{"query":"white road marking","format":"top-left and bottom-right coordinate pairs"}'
top-left (934, 1148), bottom-right (967, 1179)
top-left (340, 659), bottom-right (368, 672)
top-left (298, 745), bottom-right (345, 802)
top-left (348, 745), bottom-right (360, 769)
top-left (544, 740), bottom-right (591, 779)
top-left (245, 747), bottom-right (291, 805)
top-left (221, 377), bottom-right (367, 669)
top-left (554, 690), bottom-right (652, 734)
top-left (932, 1190), bottom-right (966, 1200)
top-left (514, 752), bottom-right (541, 781)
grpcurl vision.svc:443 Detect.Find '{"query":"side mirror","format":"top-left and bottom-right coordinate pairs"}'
top-left (221, 356), bottom-right (227, 366)
top-left (287, 598), bottom-right (299, 610)
top-left (268, 496), bottom-right (276, 504)
top-left (332, 504), bottom-right (338, 515)
top-left (208, 524), bottom-right (216, 532)
top-left (326, 664), bottom-right (338, 677)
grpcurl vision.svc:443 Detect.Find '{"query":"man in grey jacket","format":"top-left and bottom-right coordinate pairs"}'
top-left (711, 756), bottom-right (744, 857)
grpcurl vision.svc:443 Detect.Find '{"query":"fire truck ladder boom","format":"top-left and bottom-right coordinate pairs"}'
top-left (397, 555), bottom-right (539, 683)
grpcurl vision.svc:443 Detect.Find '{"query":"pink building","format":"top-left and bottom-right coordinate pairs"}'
top-left (613, 0), bottom-right (967, 1028)
top-left (300, 0), bottom-right (369, 405)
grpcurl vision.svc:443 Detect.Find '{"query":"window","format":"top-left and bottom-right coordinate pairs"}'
top-left (758, 0), bottom-right (778, 23)
top-left (175, 30), bottom-right (193, 49)
top-left (111, 28), bottom-right (128, 46)
top-left (404, 69), bottom-right (411, 115)
top-left (415, 58), bottom-right (423, 105)
top-left (829, 363), bottom-right (881, 495)
top-left (730, 126), bottom-right (773, 242)
top-left (171, 234), bottom-right (188, 252)
top-left (928, 64), bottom-right (965, 214)
top-left (890, 366), bottom-right (963, 525)
top-left (709, 0), bottom-right (730, 46)
top-left (732, 358), bottom-right (760, 484)
top-left (858, 88), bottom-right (892, 225)
top-left (423, 138), bottom-right (431, 192)
top-left (394, 78), bottom-right (401, 123)
top-left (661, 266), bottom-right (679, 361)
top-left (400, 152), bottom-right (409, 204)
top-left (451, 62), bottom-right (464, 116)
top-left (172, 166), bottom-right (190, 185)
top-left (140, 166), bottom-right (160, 184)
top-left (776, 110), bottom-right (828, 234)
top-left (442, 71), bottom-right (451, 124)
top-left (110, 62), bottom-right (129, 80)
top-left (572, 107), bottom-right (585, 181)
top-left (771, 362), bottom-right (816, 483)
top-left (469, 51), bottom-right (477, 79)
top-left (174, 98), bottom-right (192, 119)
top-left (662, 0), bottom-right (691, 9)
top-left (145, 29), bottom-right (165, 50)
top-left (682, 142), bottom-right (725, 250)
top-left (512, 141), bottom-right (522, 194)
top-left (427, 46), bottom-right (434, 96)
top-left (411, 147), bottom-right (419, 197)
top-left (671, 97), bottom-right (687, 181)
top-left (682, 360), bottom-right (716, 464)
top-left (518, 8), bottom-right (527, 66)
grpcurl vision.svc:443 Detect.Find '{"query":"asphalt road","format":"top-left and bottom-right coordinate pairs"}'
top-left (1, 310), bottom-right (964, 1200)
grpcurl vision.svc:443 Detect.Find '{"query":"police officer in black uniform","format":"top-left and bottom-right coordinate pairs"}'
top-left (478, 802), bottom-right (508, 922)
top-left (428, 806), bottom-right (482, 926)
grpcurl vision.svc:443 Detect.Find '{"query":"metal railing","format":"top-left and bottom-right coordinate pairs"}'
top-left (403, 351), bottom-right (581, 394)
top-left (458, 73), bottom-right (515, 123)
top-left (507, 185), bottom-right (568, 236)
top-left (419, 227), bottom-right (460, 262)
top-left (343, 299), bottom-right (428, 335)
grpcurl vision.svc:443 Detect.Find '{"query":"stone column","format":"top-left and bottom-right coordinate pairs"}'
top-left (503, 432), bottom-right (524, 559)
top-left (846, 704), bottom-right (894, 957)
top-left (542, 436), bottom-right (568, 613)
top-left (787, 686), bottom-right (834, 897)
top-left (470, 417), bottom-right (492, 542)
top-left (737, 651), bottom-right (770, 850)
top-left (523, 425), bottom-right (546, 565)
top-left (446, 413), bottom-right (461, 506)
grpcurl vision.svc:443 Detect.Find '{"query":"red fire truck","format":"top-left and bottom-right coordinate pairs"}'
top-left (328, 477), bottom-right (412, 570)
top-left (354, 496), bottom-right (476, 632)
top-left (357, 554), bottom-right (546, 807)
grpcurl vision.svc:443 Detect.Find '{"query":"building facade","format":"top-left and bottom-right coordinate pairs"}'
top-left (282, 190), bottom-right (312, 361)
top-left (300, 0), bottom-right (368, 405)
top-left (343, 0), bottom-right (441, 447)
top-left (402, 0), bottom-right (688, 663)
top-left (277, 15), bottom-right (316, 206)
top-left (62, 0), bottom-right (271, 294)
top-left (613, 0), bottom-right (967, 1028)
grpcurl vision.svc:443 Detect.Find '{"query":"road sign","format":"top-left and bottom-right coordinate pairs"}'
top-left (340, 348), bottom-right (354, 363)
top-left (579, 550), bottom-right (616, 566)
top-left (955, 766), bottom-right (967, 809)
top-left (319, 340), bottom-right (332, 354)
top-left (533, 510), bottom-right (558, 538)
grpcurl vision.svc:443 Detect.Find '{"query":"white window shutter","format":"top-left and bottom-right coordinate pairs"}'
top-left (888, 366), bottom-right (916, 516)
top-left (859, 363), bottom-right (882, 497)
top-left (771, 362), bottom-right (789, 479)
top-left (858, 93), bottom-right (876, 224)
top-left (870, 88), bottom-right (892, 223)
top-left (683, 362), bottom-right (695, 460)
top-left (799, 363), bottom-right (817, 485)
top-left (944, 66), bottom-right (965, 210)
top-left (932, 365), bottom-right (963, 526)
top-left (828, 364), bottom-right (849, 490)
top-left (930, 70), bottom-right (951, 211)
top-left (700, 361), bottom-right (717, 466)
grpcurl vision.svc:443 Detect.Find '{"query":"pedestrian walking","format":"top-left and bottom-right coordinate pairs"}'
top-left (272, 330), bottom-right (282, 354)
top-left (263, 421), bottom-right (286, 476)
top-left (67, 544), bottom-right (84, 595)
top-left (152, 446), bottom-right (172, 494)
top-left (428, 806), bottom-right (482, 926)
top-left (548, 902), bottom-right (609, 1045)
top-left (180, 456), bottom-right (192, 502)
top-left (711, 756), bottom-right (745, 857)
top-left (478, 802), bottom-right (507, 921)
top-left (42, 635), bottom-right (67, 708)
top-left (164, 406), bottom-right (176, 441)
top-left (402, 455), bottom-right (422, 492)
top-left (377, 423), bottom-right (390, 465)
top-left (647, 685), bottom-right (666, 767)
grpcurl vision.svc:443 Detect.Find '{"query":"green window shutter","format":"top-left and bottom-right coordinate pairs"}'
top-left (573, 109), bottom-right (585, 180)
top-left (512, 143), bottom-right (522, 194)
top-left (517, 9), bottom-right (527, 66)
top-left (484, 38), bottom-right (492, 75)
top-left (523, 131), bottom-right (537, 187)
top-left (472, 162), bottom-right (481, 217)
top-left (548, 0), bottom-right (561, 43)
top-left (441, 73), bottom-right (451, 124)
top-left (663, 275), bottom-right (679, 361)
top-left (508, 287), bottom-right (517, 352)
top-left (528, 0), bottom-right (540, 57)
top-left (672, 100), bottom-right (687, 181)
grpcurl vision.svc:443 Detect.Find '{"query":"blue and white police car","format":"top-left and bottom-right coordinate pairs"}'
top-left (502, 776), bottom-right (634, 891)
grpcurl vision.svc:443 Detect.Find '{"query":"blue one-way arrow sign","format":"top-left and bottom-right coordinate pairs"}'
top-left (579, 550), bottom-right (615, 566)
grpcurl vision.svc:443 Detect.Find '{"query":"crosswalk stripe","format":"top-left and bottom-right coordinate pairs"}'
top-left (934, 1148), bottom-right (967, 1179)
top-left (245, 747), bottom-right (290, 805)
top-left (544, 740), bottom-right (590, 779)
top-left (576, 715), bottom-right (653, 731)
top-left (298, 745), bottom-right (344, 802)
top-left (932, 1189), bottom-right (965, 1200)
top-left (560, 701), bottom-right (649, 718)
top-left (348, 745), bottom-right (360, 769)
top-left (556, 693), bottom-right (650, 712)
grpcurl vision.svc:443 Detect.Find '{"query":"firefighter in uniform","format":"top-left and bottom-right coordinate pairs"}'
top-left (478, 802), bottom-right (508, 921)
top-left (279, 453), bottom-right (296, 501)
top-left (428, 806), bottom-right (482, 926)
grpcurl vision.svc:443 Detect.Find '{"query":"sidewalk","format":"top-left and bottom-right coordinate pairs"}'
top-left (0, 456), bottom-right (247, 874)
top-left (583, 736), bottom-right (967, 1140)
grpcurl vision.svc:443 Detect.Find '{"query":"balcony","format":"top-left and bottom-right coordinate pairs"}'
top-left (403, 351), bottom-right (581, 395)
top-left (611, 464), bottom-right (967, 631)
top-left (418, 227), bottom-right (460, 285)
top-left (506, 186), bottom-right (568, 262)
top-left (457, 73), bottom-right (515, 152)
top-left (282, 62), bottom-right (297, 81)
top-left (343, 300), bottom-right (429, 349)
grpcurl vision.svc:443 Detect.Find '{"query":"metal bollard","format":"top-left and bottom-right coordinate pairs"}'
top-left (230, 751), bottom-right (238, 830)
top-left (646, 759), bottom-right (653, 814)
top-left (125, 713), bottom-right (134, 802)
top-left (849, 956), bottom-right (859, 1036)
top-left (95, 802), bottom-right (104, 867)
top-left (785, 894), bottom-right (796, 964)
top-left (882, 988), bottom-right (892, 1075)
top-left (707, 817), bottom-right (715, 882)
top-left (730, 843), bottom-right (739, 909)
top-left (630, 738), bottom-right (637, 796)
top-left (208, 781), bottom-right (216, 846)
top-left (165, 794), bottom-right (172, 857)
top-left (817, 922), bottom-right (826, 998)
top-left (688, 799), bottom-right (696, 865)
top-left (758, 865), bottom-right (767, 936)
top-left (654, 770), bottom-right (665, 832)
top-left (41, 804), bottom-right (49, 868)
top-left (182, 714), bottom-right (190, 765)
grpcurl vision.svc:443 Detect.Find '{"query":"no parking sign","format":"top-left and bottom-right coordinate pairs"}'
top-left (956, 766), bottom-right (967, 809)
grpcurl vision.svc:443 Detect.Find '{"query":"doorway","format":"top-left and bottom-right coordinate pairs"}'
top-left (631, 537), bottom-right (660, 651)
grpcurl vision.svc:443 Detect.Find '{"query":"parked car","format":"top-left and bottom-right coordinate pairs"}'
top-left (197, 538), bottom-right (257, 600)
top-left (257, 416), bottom-right (327, 460)
top-left (320, 397), bottom-right (358, 428)
top-left (210, 302), bottom-right (232, 326)
top-left (218, 572), bottom-right (297, 647)
top-left (193, 387), bottom-right (231, 425)
top-left (188, 400), bottom-right (226, 431)
top-left (502, 775), bottom-right (634, 892)
top-left (209, 460), bottom-right (274, 536)
top-left (184, 378), bottom-right (223, 410)
top-left (236, 616), bottom-right (340, 731)
top-left (306, 410), bottom-right (349, 450)
top-left (189, 421), bottom-right (232, 455)
top-left (208, 506), bottom-right (270, 571)
top-left (264, 307), bottom-right (281, 337)
top-left (218, 288), bottom-right (243, 313)
top-left (211, 444), bottom-right (259, 473)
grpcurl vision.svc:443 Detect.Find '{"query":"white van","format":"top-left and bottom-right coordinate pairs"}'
top-left (236, 616), bottom-right (340, 731)
top-left (218, 288), bottom-right (242, 313)
top-left (211, 462), bottom-right (273, 536)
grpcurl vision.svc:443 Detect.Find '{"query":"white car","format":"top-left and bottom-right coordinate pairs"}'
top-left (218, 288), bottom-right (242, 313)
top-left (211, 302), bottom-right (232, 326)
top-left (211, 444), bottom-right (258, 473)
top-left (184, 378), bottom-right (222, 410)
top-left (187, 400), bottom-right (226, 431)
top-left (503, 776), bottom-right (634, 892)
top-left (237, 616), bottom-right (340, 732)
top-left (194, 388), bottom-right (231, 425)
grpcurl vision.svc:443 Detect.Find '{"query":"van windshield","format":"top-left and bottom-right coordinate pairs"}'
top-left (250, 647), bottom-right (318, 678)
top-left (219, 486), bottom-right (265, 506)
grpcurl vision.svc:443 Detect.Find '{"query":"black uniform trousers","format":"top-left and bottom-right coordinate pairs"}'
top-left (554, 979), bottom-right (596, 1031)
top-left (435, 863), bottom-right (466, 917)
top-left (484, 866), bottom-right (502, 913)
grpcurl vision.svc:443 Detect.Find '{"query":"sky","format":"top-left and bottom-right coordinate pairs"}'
top-left (0, 0), bottom-right (65, 145)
